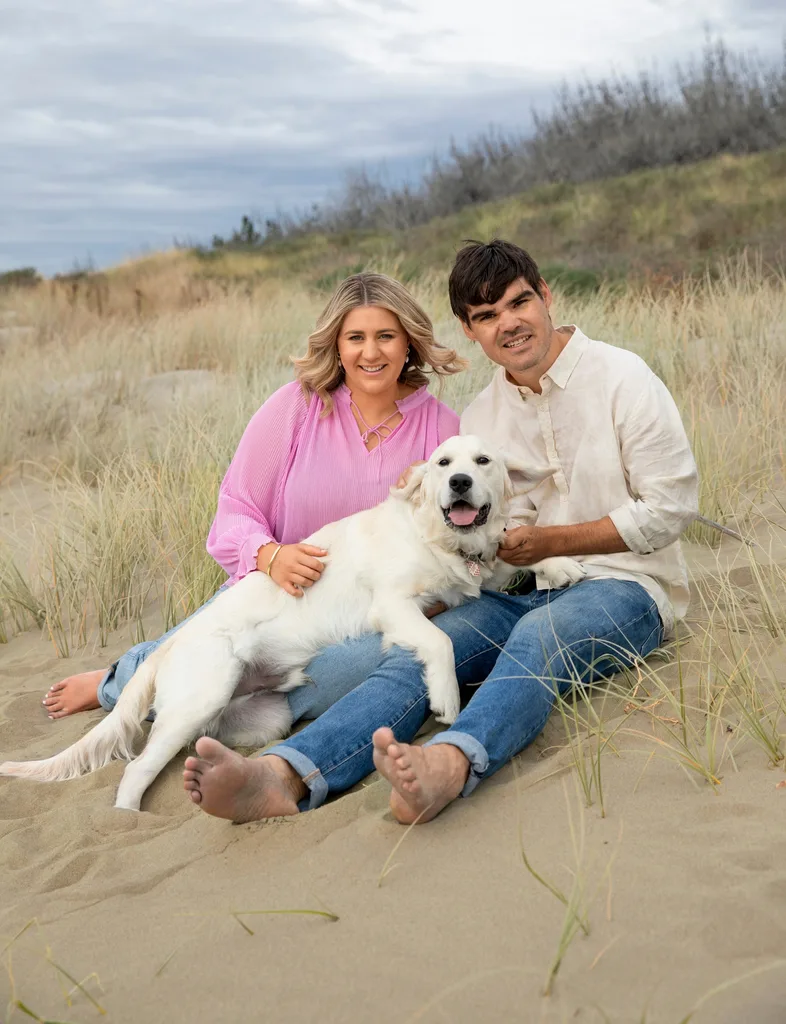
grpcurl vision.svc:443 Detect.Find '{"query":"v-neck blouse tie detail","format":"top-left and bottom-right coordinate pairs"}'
top-left (349, 399), bottom-right (400, 448)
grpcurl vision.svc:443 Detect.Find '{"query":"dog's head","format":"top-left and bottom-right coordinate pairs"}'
top-left (395, 434), bottom-right (538, 554)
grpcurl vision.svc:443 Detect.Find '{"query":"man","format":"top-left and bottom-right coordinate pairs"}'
top-left (183, 240), bottom-right (698, 825)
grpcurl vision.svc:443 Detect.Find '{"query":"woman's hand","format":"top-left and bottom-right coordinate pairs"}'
top-left (256, 542), bottom-right (328, 597)
top-left (395, 460), bottom-right (426, 489)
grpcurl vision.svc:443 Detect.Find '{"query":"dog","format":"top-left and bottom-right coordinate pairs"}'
top-left (0, 434), bottom-right (585, 811)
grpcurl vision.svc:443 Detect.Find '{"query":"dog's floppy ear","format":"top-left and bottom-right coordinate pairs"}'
top-left (501, 452), bottom-right (554, 499)
top-left (392, 461), bottom-right (429, 505)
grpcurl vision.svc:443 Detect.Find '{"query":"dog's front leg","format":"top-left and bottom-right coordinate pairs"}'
top-left (371, 599), bottom-right (460, 724)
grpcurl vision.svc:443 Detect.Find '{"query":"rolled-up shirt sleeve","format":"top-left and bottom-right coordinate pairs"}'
top-left (206, 382), bottom-right (308, 579)
top-left (609, 371), bottom-right (699, 554)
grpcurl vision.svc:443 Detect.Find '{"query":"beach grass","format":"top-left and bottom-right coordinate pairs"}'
top-left (1, 252), bottom-right (783, 656)
top-left (2, 920), bottom-right (105, 1023)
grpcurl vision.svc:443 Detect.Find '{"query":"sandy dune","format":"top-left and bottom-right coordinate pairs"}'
top-left (2, 528), bottom-right (786, 1022)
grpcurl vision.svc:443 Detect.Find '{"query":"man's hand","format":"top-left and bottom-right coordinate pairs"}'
top-left (395, 460), bottom-right (426, 489)
top-left (256, 542), bottom-right (328, 597)
top-left (497, 525), bottom-right (553, 566)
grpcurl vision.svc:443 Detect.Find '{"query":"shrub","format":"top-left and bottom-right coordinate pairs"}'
top-left (213, 40), bottom-right (786, 247)
top-left (0, 267), bottom-right (40, 291)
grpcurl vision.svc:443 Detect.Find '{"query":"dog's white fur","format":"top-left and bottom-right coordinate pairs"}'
top-left (0, 435), bottom-right (584, 810)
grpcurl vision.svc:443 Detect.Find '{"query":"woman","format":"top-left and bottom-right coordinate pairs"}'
top-left (43, 273), bottom-right (465, 725)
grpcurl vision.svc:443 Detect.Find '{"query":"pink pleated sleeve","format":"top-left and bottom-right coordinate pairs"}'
top-left (206, 382), bottom-right (308, 580)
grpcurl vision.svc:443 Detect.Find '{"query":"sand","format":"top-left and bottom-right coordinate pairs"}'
top-left (2, 517), bottom-right (786, 1021)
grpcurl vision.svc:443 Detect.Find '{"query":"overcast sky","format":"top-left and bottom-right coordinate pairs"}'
top-left (1, 0), bottom-right (783, 274)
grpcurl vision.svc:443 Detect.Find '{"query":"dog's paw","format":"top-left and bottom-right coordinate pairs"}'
top-left (535, 556), bottom-right (586, 589)
top-left (428, 685), bottom-right (460, 725)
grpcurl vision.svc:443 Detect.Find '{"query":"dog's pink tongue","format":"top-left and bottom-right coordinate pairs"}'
top-left (449, 506), bottom-right (479, 526)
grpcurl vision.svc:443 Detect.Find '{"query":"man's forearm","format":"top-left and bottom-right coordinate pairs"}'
top-left (541, 516), bottom-right (628, 557)
top-left (498, 517), bottom-right (630, 566)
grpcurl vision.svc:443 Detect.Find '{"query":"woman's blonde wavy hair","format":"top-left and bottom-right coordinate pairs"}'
top-left (293, 273), bottom-right (467, 415)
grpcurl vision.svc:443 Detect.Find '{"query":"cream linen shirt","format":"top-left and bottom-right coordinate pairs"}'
top-left (460, 327), bottom-right (699, 633)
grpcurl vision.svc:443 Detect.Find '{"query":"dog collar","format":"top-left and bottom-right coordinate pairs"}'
top-left (458, 550), bottom-right (488, 578)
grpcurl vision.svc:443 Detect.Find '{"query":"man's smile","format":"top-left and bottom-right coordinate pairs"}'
top-left (501, 332), bottom-right (533, 350)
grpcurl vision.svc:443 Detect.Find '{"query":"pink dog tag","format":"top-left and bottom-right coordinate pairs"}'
top-left (466, 559), bottom-right (481, 577)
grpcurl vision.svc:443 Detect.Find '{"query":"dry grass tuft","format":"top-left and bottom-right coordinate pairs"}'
top-left (1, 255), bottom-right (784, 659)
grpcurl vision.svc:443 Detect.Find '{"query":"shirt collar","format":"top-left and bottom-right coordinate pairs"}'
top-left (544, 326), bottom-right (589, 389)
top-left (500, 325), bottom-right (589, 395)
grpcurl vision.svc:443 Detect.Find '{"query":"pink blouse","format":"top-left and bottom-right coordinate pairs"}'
top-left (206, 381), bottom-right (460, 582)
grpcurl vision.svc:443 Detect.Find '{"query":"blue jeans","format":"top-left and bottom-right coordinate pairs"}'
top-left (97, 584), bottom-right (386, 724)
top-left (268, 578), bottom-right (663, 810)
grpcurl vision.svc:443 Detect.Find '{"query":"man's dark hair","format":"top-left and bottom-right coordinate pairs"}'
top-left (448, 239), bottom-right (543, 324)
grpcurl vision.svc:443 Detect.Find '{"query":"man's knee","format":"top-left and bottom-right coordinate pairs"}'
top-left (436, 593), bottom-right (519, 648)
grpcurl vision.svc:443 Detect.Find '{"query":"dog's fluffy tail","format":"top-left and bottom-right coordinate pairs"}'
top-left (0, 643), bottom-right (168, 783)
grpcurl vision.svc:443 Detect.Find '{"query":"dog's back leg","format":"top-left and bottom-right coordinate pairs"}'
top-left (208, 691), bottom-right (293, 749)
top-left (114, 652), bottom-right (246, 811)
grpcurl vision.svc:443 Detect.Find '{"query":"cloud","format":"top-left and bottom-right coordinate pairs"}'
top-left (1, 0), bottom-right (783, 273)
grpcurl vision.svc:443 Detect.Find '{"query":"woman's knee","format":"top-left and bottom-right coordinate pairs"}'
top-left (114, 641), bottom-right (159, 685)
top-left (290, 633), bottom-right (386, 721)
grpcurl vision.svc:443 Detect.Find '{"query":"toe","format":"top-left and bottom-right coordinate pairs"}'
top-left (183, 756), bottom-right (205, 773)
top-left (194, 736), bottom-right (231, 762)
top-left (189, 790), bottom-right (202, 804)
top-left (373, 726), bottom-right (396, 752)
top-left (48, 709), bottom-right (70, 720)
top-left (49, 681), bottom-right (65, 693)
top-left (183, 779), bottom-right (200, 792)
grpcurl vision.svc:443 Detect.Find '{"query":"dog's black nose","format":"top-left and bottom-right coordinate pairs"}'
top-left (449, 473), bottom-right (473, 495)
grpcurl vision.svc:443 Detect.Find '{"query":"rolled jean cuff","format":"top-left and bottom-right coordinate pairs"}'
top-left (96, 664), bottom-right (120, 710)
top-left (423, 730), bottom-right (489, 798)
top-left (261, 744), bottom-right (328, 812)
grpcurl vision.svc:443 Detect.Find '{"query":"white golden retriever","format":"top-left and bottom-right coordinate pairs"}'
top-left (0, 435), bottom-right (584, 810)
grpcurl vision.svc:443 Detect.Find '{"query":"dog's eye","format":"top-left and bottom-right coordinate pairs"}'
top-left (437, 458), bottom-right (451, 467)
top-left (475, 456), bottom-right (491, 465)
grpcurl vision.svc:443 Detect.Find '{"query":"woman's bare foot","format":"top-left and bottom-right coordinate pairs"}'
top-left (183, 738), bottom-right (306, 823)
top-left (42, 669), bottom-right (105, 718)
top-left (372, 726), bottom-right (470, 825)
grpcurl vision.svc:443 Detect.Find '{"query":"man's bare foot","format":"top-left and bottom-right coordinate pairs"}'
top-left (372, 726), bottom-right (470, 825)
top-left (183, 737), bottom-right (306, 823)
top-left (42, 669), bottom-right (105, 718)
